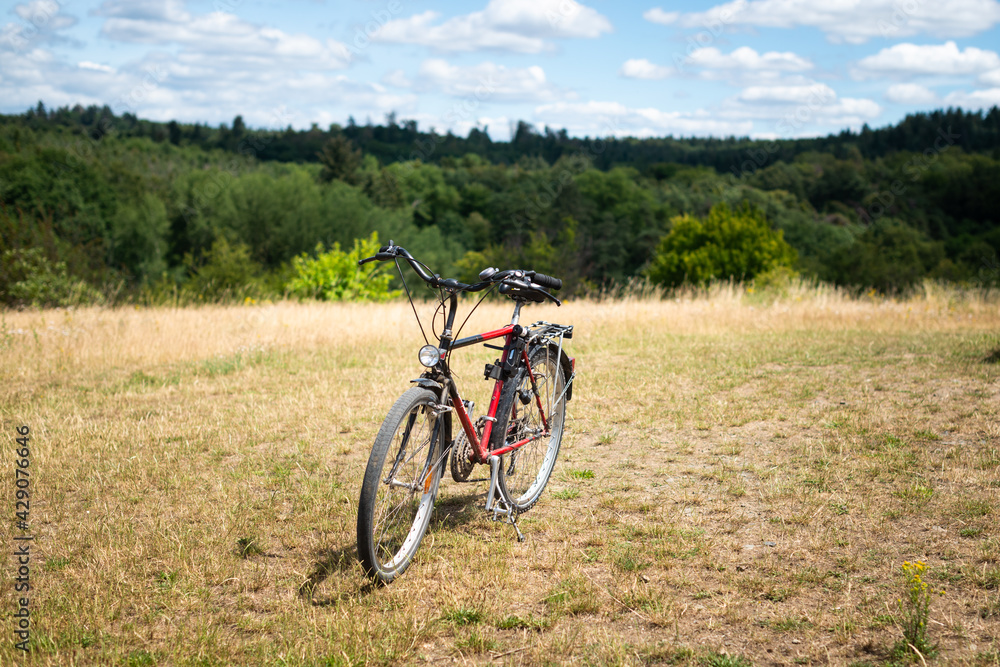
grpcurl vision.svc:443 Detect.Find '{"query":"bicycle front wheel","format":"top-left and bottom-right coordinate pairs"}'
top-left (357, 387), bottom-right (444, 583)
top-left (495, 346), bottom-right (566, 513)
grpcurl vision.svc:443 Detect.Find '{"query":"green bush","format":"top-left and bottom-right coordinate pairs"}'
top-left (0, 248), bottom-right (102, 307)
top-left (647, 202), bottom-right (797, 287)
top-left (287, 232), bottom-right (400, 302)
top-left (750, 265), bottom-right (802, 299)
top-left (182, 237), bottom-right (264, 302)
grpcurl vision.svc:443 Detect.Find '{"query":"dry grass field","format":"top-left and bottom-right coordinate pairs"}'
top-left (2, 284), bottom-right (999, 666)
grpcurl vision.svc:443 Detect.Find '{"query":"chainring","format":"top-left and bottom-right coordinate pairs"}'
top-left (449, 429), bottom-right (476, 482)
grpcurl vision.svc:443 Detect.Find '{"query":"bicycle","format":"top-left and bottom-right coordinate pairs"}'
top-left (355, 241), bottom-right (575, 584)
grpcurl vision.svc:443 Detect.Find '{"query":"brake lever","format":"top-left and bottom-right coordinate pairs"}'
top-left (536, 287), bottom-right (562, 307)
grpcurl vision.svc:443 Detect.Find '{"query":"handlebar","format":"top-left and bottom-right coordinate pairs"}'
top-left (358, 241), bottom-right (562, 305)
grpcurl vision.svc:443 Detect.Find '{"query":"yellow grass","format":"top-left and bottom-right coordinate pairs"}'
top-left (1, 284), bottom-right (999, 665)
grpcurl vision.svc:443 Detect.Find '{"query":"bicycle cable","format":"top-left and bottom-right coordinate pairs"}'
top-left (393, 250), bottom-right (503, 361)
top-left (431, 289), bottom-right (448, 341)
top-left (395, 258), bottom-right (430, 346)
top-left (445, 281), bottom-right (501, 365)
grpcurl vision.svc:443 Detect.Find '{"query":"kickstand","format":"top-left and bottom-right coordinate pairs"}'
top-left (485, 455), bottom-right (527, 542)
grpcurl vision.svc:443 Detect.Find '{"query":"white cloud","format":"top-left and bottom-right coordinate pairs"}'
top-left (0, 47), bottom-right (128, 111)
top-left (739, 83), bottom-right (837, 104)
top-left (0, 5), bottom-right (414, 129)
top-left (981, 69), bottom-right (1000, 86)
top-left (642, 8), bottom-right (679, 25)
top-left (832, 98), bottom-right (883, 118)
top-left (417, 59), bottom-right (564, 102)
top-left (620, 58), bottom-right (671, 80)
top-left (78, 61), bottom-right (114, 73)
top-left (665, 0), bottom-right (1000, 44)
top-left (373, 0), bottom-right (612, 53)
top-left (943, 87), bottom-right (1000, 108)
top-left (854, 41), bottom-right (1000, 78)
top-left (533, 100), bottom-right (755, 138)
top-left (14, 0), bottom-right (76, 30)
top-left (718, 83), bottom-right (881, 136)
top-left (382, 69), bottom-right (412, 88)
top-left (670, 47), bottom-right (815, 87)
top-left (95, 0), bottom-right (190, 23)
top-left (2, 0), bottom-right (78, 50)
top-left (885, 83), bottom-right (939, 104)
top-left (98, 6), bottom-right (351, 71)
top-left (687, 46), bottom-right (812, 71)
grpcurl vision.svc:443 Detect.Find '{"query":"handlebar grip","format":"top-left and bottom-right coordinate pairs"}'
top-left (358, 251), bottom-right (397, 266)
top-left (531, 273), bottom-right (562, 291)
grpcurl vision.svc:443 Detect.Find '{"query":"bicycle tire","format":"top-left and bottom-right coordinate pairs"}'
top-left (494, 345), bottom-right (566, 513)
top-left (357, 387), bottom-right (444, 583)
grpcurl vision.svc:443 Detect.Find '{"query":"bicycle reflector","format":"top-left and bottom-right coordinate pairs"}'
top-left (418, 345), bottom-right (442, 367)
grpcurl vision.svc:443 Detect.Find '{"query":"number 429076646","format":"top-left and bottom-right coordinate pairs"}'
top-left (15, 425), bottom-right (30, 521)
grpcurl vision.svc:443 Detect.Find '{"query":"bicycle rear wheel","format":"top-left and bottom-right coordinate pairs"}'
top-left (357, 387), bottom-right (444, 583)
top-left (495, 346), bottom-right (566, 513)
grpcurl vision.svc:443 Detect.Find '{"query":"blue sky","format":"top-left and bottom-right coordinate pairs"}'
top-left (2, 0), bottom-right (1000, 140)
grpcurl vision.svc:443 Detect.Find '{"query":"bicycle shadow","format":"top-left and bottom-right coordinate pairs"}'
top-left (299, 544), bottom-right (378, 602)
top-left (432, 488), bottom-right (490, 531)
top-left (300, 489), bottom-right (487, 602)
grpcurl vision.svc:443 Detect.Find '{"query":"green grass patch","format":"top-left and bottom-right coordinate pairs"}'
top-left (442, 608), bottom-right (483, 626)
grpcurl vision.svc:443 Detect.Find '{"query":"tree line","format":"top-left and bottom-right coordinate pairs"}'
top-left (1, 103), bottom-right (998, 306)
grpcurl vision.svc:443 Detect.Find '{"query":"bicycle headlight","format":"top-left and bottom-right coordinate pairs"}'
top-left (418, 345), bottom-right (443, 367)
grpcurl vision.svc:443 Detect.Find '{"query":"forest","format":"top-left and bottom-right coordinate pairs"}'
top-left (1, 102), bottom-right (999, 306)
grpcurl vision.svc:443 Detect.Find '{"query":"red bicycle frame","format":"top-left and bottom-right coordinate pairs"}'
top-left (443, 323), bottom-right (550, 464)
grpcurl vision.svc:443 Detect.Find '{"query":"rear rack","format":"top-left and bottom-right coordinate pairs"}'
top-left (526, 321), bottom-right (573, 343)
